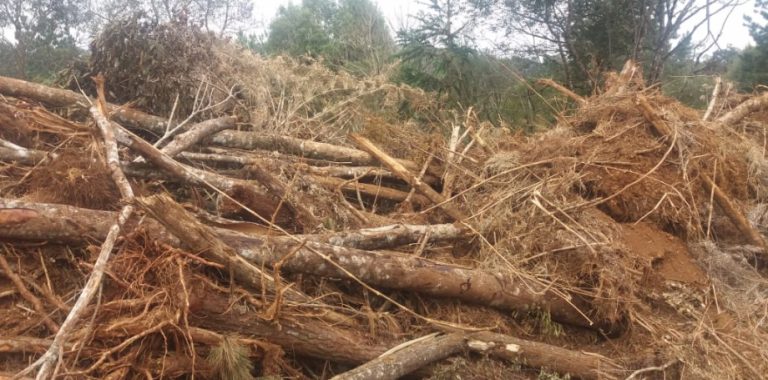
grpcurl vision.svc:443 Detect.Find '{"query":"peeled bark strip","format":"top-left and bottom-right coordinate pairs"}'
top-left (331, 334), bottom-right (466, 380)
top-left (0, 198), bottom-right (611, 331)
top-left (350, 134), bottom-right (468, 221)
top-left (309, 223), bottom-right (468, 250)
top-left (160, 116), bottom-right (236, 157)
top-left (211, 131), bottom-right (421, 171)
top-left (0, 75), bottom-right (168, 135)
top-left (717, 91), bottom-right (768, 126)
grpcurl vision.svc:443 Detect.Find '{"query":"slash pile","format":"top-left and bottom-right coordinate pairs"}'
top-left (1, 22), bottom-right (767, 380)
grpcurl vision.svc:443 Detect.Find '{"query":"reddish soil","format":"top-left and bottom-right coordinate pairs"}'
top-left (620, 222), bottom-right (708, 287)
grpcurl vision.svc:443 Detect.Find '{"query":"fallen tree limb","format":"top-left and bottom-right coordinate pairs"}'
top-left (159, 116), bottom-right (236, 157)
top-left (717, 91), bottom-right (768, 126)
top-left (703, 76), bottom-right (722, 121)
top-left (110, 124), bottom-right (297, 229)
top-left (331, 333), bottom-right (466, 380)
top-left (21, 97), bottom-right (139, 380)
top-left (702, 173), bottom-right (768, 256)
top-left (188, 281), bottom-right (389, 364)
top-left (0, 75), bottom-right (168, 135)
top-left (309, 174), bottom-right (430, 205)
top-left (309, 223), bottom-right (468, 250)
top-left (468, 331), bottom-right (621, 380)
top-left (0, 139), bottom-right (49, 165)
top-left (350, 134), bottom-right (468, 221)
top-left (247, 163), bottom-right (319, 230)
top-left (135, 194), bottom-right (349, 325)
top-left (538, 78), bottom-right (586, 105)
top-left (211, 131), bottom-right (421, 171)
top-left (0, 199), bottom-right (613, 331)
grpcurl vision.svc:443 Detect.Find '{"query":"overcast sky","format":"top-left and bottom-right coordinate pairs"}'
top-left (252, 0), bottom-right (758, 51)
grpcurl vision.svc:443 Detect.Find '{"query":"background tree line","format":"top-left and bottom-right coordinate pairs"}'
top-left (2, 0), bottom-right (768, 129)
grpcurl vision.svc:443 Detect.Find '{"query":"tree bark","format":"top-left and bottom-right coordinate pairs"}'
top-left (309, 174), bottom-right (429, 205)
top-left (0, 198), bottom-right (615, 332)
top-left (188, 282), bottom-right (389, 364)
top-left (468, 331), bottom-right (621, 380)
top-left (307, 223), bottom-right (468, 250)
top-left (717, 91), bottom-right (768, 126)
top-left (350, 134), bottom-right (468, 221)
top-left (111, 125), bottom-right (297, 229)
top-left (0, 75), bottom-right (169, 135)
top-left (331, 334), bottom-right (466, 380)
top-left (211, 131), bottom-right (421, 171)
top-left (160, 116), bottom-right (237, 157)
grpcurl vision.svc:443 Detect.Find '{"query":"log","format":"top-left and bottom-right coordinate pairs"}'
top-left (309, 174), bottom-right (430, 205)
top-left (308, 223), bottom-right (469, 250)
top-left (0, 199), bottom-right (614, 332)
top-left (247, 163), bottom-right (320, 230)
top-left (468, 331), bottom-right (621, 380)
top-left (211, 131), bottom-right (421, 171)
top-left (0, 138), bottom-right (49, 165)
top-left (537, 78), bottom-right (586, 105)
top-left (702, 76), bottom-right (722, 121)
top-left (25, 99), bottom-right (140, 380)
top-left (0, 75), bottom-right (169, 135)
top-left (110, 125), bottom-right (296, 229)
top-left (331, 333), bottom-right (466, 380)
top-left (188, 282), bottom-right (389, 364)
top-left (181, 150), bottom-right (441, 184)
top-left (159, 116), bottom-right (237, 157)
top-left (225, 234), bottom-right (609, 331)
top-left (635, 95), bottom-right (672, 137)
top-left (717, 91), bottom-right (768, 126)
top-left (350, 134), bottom-right (468, 221)
top-left (702, 173), bottom-right (768, 257)
top-left (135, 194), bottom-right (350, 326)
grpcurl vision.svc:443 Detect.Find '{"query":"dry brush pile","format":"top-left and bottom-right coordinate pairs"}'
top-left (1, 22), bottom-right (767, 380)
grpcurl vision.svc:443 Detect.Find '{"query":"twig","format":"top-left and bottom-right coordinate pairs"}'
top-left (0, 251), bottom-right (59, 333)
top-left (624, 359), bottom-right (678, 380)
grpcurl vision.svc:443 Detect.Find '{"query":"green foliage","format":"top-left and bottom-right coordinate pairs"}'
top-left (395, 0), bottom-right (558, 130)
top-left (263, 0), bottom-right (395, 75)
top-left (730, 0), bottom-right (768, 90)
top-left (265, 2), bottom-right (333, 57)
top-left (0, 0), bottom-right (88, 80)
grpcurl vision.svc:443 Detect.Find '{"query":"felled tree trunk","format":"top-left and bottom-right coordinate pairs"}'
top-left (188, 282), bottom-right (389, 364)
top-left (159, 116), bottom-right (237, 157)
top-left (0, 75), bottom-right (169, 134)
top-left (307, 223), bottom-right (468, 250)
top-left (211, 131), bottom-right (422, 171)
top-left (717, 91), bottom-right (768, 126)
top-left (0, 198), bottom-right (616, 332)
top-left (331, 334), bottom-right (466, 380)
